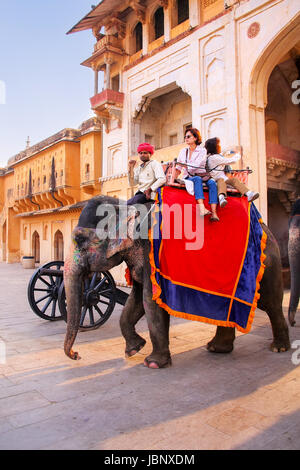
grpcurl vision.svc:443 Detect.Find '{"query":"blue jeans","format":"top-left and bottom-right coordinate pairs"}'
top-left (186, 176), bottom-right (218, 204)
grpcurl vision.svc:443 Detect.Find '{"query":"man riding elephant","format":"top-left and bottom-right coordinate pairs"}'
top-left (63, 195), bottom-right (290, 367)
top-left (127, 142), bottom-right (166, 205)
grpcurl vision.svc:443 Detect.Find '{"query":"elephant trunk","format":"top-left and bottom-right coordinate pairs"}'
top-left (63, 252), bottom-right (84, 359)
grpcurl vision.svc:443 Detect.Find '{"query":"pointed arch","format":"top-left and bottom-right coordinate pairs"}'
top-left (32, 231), bottom-right (40, 263)
top-left (54, 230), bottom-right (64, 261)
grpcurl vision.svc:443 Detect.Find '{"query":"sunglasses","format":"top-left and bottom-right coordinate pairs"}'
top-left (184, 134), bottom-right (193, 139)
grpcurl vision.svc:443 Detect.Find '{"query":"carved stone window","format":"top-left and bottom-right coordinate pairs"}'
top-left (154, 7), bottom-right (164, 40)
top-left (134, 22), bottom-right (143, 52)
top-left (178, 0), bottom-right (189, 25)
top-left (266, 119), bottom-right (280, 144)
top-left (112, 74), bottom-right (120, 92)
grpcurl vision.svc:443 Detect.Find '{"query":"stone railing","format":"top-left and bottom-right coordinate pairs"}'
top-left (266, 141), bottom-right (300, 166)
top-left (94, 35), bottom-right (123, 53)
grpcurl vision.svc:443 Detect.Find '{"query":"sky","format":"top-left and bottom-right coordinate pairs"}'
top-left (0, 1), bottom-right (103, 167)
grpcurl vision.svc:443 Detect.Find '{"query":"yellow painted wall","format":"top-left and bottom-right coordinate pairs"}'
top-left (201, 0), bottom-right (224, 23)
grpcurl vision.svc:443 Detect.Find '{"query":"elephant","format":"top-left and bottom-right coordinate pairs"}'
top-left (63, 195), bottom-right (290, 367)
top-left (288, 198), bottom-right (300, 327)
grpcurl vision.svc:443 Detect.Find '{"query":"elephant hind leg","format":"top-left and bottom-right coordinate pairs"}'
top-left (120, 281), bottom-right (146, 357)
top-left (257, 233), bottom-right (290, 352)
top-left (207, 326), bottom-right (235, 353)
top-left (258, 286), bottom-right (290, 352)
top-left (265, 305), bottom-right (290, 352)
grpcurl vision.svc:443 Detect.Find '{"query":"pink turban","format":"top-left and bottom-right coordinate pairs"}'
top-left (137, 142), bottom-right (155, 155)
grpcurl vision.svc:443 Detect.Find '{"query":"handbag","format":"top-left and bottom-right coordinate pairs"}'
top-left (185, 149), bottom-right (211, 181)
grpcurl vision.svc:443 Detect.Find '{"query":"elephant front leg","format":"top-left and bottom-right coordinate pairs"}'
top-left (120, 281), bottom-right (146, 357)
top-left (207, 326), bottom-right (235, 353)
top-left (143, 292), bottom-right (171, 369)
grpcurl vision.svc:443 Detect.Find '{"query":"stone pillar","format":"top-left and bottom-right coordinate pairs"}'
top-left (106, 62), bottom-right (111, 90)
top-left (142, 22), bottom-right (149, 55)
top-left (94, 68), bottom-right (99, 95)
top-left (164, 4), bottom-right (171, 42)
top-left (189, 0), bottom-right (200, 28)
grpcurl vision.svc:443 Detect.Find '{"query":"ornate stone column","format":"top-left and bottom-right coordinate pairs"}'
top-left (93, 67), bottom-right (99, 95)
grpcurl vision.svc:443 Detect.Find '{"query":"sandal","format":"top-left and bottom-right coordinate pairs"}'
top-left (199, 207), bottom-right (211, 217)
top-left (210, 215), bottom-right (220, 222)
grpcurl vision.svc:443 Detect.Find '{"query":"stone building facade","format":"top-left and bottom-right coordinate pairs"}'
top-left (0, 119), bottom-right (104, 264)
top-left (0, 0), bottom-right (299, 284)
top-left (68, 0), bottom-right (300, 269)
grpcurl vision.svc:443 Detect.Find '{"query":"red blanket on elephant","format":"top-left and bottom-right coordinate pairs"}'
top-left (149, 186), bottom-right (267, 333)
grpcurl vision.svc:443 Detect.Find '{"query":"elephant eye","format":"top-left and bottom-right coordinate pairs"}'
top-left (74, 233), bottom-right (87, 247)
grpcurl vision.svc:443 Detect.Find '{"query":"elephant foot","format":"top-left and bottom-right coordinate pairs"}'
top-left (270, 340), bottom-right (290, 353)
top-left (67, 349), bottom-right (81, 360)
top-left (288, 310), bottom-right (296, 327)
top-left (143, 354), bottom-right (172, 369)
top-left (125, 338), bottom-right (146, 358)
top-left (207, 326), bottom-right (235, 353)
top-left (207, 337), bottom-right (234, 354)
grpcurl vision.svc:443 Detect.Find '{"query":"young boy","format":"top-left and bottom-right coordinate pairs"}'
top-left (204, 138), bottom-right (259, 208)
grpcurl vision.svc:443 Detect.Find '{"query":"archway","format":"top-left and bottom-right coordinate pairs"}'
top-left (54, 230), bottom-right (64, 261)
top-left (249, 14), bottom-right (300, 220)
top-left (132, 83), bottom-right (192, 154)
top-left (32, 231), bottom-right (40, 263)
top-left (249, 14), bottom-right (300, 280)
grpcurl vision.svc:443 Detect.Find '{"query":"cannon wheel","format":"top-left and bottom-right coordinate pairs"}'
top-left (27, 261), bottom-right (64, 321)
top-left (58, 271), bottom-right (116, 331)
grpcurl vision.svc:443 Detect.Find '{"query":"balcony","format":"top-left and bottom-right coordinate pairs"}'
top-left (91, 89), bottom-right (124, 111)
top-left (90, 89), bottom-right (124, 130)
top-left (80, 172), bottom-right (101, 195)
top-left (81, 35), bottom-right (125, 69)
top-left (94, 35), bottom-right (123, 54)
top-left (266, 141), bottom-right (300, 192)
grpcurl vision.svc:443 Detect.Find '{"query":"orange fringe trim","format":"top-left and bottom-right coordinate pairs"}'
top-left (149, 198), bottom-right (268, 334)
top-left (125, 267), bottom-right (133, 287)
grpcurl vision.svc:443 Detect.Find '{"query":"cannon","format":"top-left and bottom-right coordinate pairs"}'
top-left (27, 261), bottom-right (129, 330)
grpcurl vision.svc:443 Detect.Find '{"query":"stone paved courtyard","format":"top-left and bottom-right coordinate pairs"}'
top-left (0, 262), bottom-right (299, 450)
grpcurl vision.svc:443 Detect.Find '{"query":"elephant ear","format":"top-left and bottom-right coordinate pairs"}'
top-left (106, 206), bottom-right (139, 259)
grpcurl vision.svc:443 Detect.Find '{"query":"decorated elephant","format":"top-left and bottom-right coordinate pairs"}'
top-left (64, 195), bottom-right (290, 367)
top-left (288, 198), bottom-right (300, 326)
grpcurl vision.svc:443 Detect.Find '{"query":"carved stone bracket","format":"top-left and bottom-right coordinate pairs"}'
top-left (94, 112), bottom-right (110, 133)
top-left (130, 0), bottom-right (146, 23)
top-left (105, 16), bottom-right (126, 38)
top-left (267, 157), bottom-right (300, 194)
top-left (277, 191), bottom-right (298, 213)
top-left (157, 0), bottom-right (169, 7)
top-left (133, 96), bottom-right (152, 121)
top-left (108, 107), bottom-right (123, 128)
top-left (92, 23), bottom-right (103, 41)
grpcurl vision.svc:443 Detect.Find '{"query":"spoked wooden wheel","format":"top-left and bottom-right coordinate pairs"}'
top-left (27, 261), bottom-right (64, 321)
top-left (58, 271), bottom-right (116, 330)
